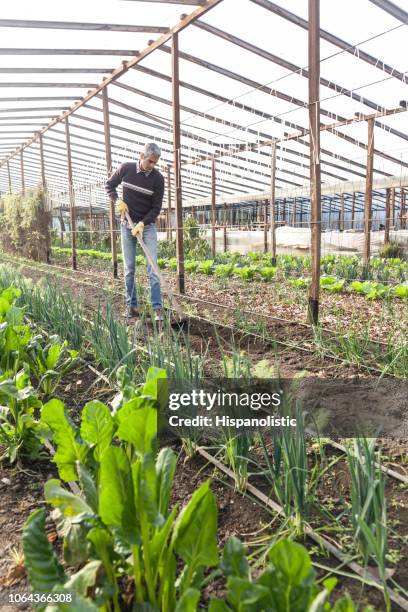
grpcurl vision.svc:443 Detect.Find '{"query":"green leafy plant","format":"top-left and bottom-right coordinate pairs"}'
top-left (351, 281), bottom-right (389, 300)
top-left (346, 437), bottom-right (389, 611)
top-left (379, 241), bottom-right (403, 259)
top-left (25, 368), bottom-right (219, 611)
top-left (209, 537), bottom-right (370, 611)
top-left (26, 334), bottom-right (80, 396)
top-left (258, 266), bottom-right (277, 281)
top-left (288, 277), bottom-right (310, 289)
top-left (0, 368), bottom-right (42, 463)
top-left (233, 266), bottom-right (256, 281)
top-left (184, 260), bottom-right (199, 273)
top-left (320, 276), bottom-right (345, 293)
top-left (214, 264), bottom-right (235, 278)
top-left (394, 284), bottom-right (408, 299)
top-left (198, 260), bottom-right (215, 275)
top-left (0, 188), bottom-right (50, 262)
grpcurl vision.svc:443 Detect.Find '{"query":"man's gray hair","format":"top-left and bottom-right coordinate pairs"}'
top-left (143, 142), bottom-right (161, 157)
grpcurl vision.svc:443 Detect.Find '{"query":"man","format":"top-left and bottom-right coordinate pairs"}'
top-left (105, 142), bottom-right (165, 321)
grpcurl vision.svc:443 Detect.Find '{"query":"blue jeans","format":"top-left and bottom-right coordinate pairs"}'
top-left (121, 221), bottom-right (162, 310)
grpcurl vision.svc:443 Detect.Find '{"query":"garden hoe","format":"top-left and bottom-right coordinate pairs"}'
top-left (124, 212), bottom-right (188, 330)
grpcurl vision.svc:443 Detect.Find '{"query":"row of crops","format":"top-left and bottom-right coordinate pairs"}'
top-left (52, 247), bottom-right (408, 300)
top-left (1, 263), bottom-right (406, 610)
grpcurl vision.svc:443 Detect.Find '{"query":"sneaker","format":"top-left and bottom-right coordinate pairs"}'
top-left (126, 306), bottom-right (140, 320)
top-left (154, 309), bottom-right (164, 322)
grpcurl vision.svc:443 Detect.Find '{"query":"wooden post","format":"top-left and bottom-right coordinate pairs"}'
top-left (88, 184), bottom-right (94, 233)
top-left (263, 199), bottom-right (268, 252)
top-left (391, 187), bottom-right (396, 228)
top-left (19, 150), bottom-right (25, 194)
top-left (38, 132), bottom-right (46, 190)
top-left (65, 117), bottom-right (77, 270)
top-left (307, 0), bottom-right (321, 324)
top-left (351, 192), bottom-right (355, 230)
top-left (363, 118), bottom-right (374, 273)
top-left (269, 141), bottom-right (277, 265)
top-left (223, 202), bottom-right (227, 252)
top-left (172, 32), bottom-right (185, 294)
top-left (211, 156), bottom-right (216, 256)
top-left (59, 197), bottom-right (65, 247)
top-left (7, 159), bottom-right (11, 193)
top-left (400, 188), bottom-right (406, 230)
top-left (102, 87), bottom-right (118, 279)
top-left (340, 193), bottom-right (344, 231)
top-left (384, 187), bottom-right (390, 244)
top-left (166, 165), bottom-right (172, 241)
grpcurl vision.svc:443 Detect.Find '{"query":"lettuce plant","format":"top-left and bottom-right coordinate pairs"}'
top-left (233, 266), bottom-right (256, 281)
top-left (214, 264), bottom-right (235, 278)
top-left (258, 266), bottom-right (277, 281)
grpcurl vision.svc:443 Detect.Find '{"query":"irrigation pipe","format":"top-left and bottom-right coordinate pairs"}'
top-left (196, 446), bottom-right (408, 611)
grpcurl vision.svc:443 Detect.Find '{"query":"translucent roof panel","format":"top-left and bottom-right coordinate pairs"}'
top-left (0, 0), bottom-right (407, 204)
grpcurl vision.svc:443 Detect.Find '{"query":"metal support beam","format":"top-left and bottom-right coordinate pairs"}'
top-left (391, 187), bottom-right (396, 227)
top-left (20, 150), bottom-right (25, 194)
top-left (0, 82), bottom-right (98, 88)
top-left (102, 86), bottom-right (118, 279)
top-left (0, 0), bottom-right (224, 168)
top-left (250, 0), bottom-right (407, 85)
top-left (171, 32), bottom-right (185, 295)
top-left (384, 187), bottom-right (390, 244)
top-left (367, 0), bottom-right (408, 24)
top-left (307, 0), bottom-right (321, 325)
top-left (39, 132), bottom-right (46, 189)
top-left (65, 117), bottom-right (77, 270)
top-left (292, 198), bottom-right (297, 228)
top-left (363, 119), bottom-right (375, 271)
top-left (211, 156), bottom-right (216, 256)
top-left (223, 202), bottom-right (227, 252)
top-left (262, 198), bottom-right (267, 251)
top-left (167, 166), bottom-right (172, 242)
top-left (351, 192), bottom-right (355, 229)
top-left (400, 187), bottom-right (406, 230)
top-left (339, 193), bottom-right (344, 231)
top-left (7, 159), bottom-right (12, 193)
top-left (0, 19), bottom-right (169, 33)
top-left (269, 142), bottom-right (277, 265)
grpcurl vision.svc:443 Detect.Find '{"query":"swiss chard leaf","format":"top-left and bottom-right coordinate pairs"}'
top-left (80, 400), bottom-right (114, 461)
top-left (98, 446), bottom-right (137, 540)
top-left (44, 479), bottom-right (94, 518)
top-left (116, 405), bottom-right (157, 456)
top-left (220, 537), bottom-right (249, 580)
top-left (172, 480), bottom-right (218, 581)
top-left (156, 447), bottom-right (177, 517)
top-left (41, 399), bottom-right (88, 481)
top-left (23, 508), bottom-right (66, 594)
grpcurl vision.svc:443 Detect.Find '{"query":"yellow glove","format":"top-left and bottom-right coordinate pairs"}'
top-left (131, 221), bottom-right (144, 237)
top-left (116, 199), bottom-right (129, 216)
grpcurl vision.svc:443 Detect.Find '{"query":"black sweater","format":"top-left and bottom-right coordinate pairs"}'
top-left (105, 162), bottom-right (164, 225)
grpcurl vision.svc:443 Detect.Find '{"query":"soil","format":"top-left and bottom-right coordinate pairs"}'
top-left (47, 252), bottom-right (408, 344)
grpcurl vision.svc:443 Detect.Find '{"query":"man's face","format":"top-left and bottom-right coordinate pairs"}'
top-left (140, 152), bottom-right (160, 172)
